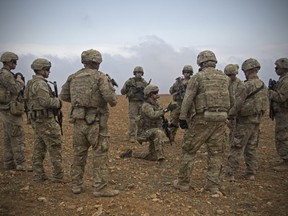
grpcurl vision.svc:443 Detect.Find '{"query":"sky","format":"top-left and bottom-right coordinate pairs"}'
top-left (1, 0), bottom-right (288, 93)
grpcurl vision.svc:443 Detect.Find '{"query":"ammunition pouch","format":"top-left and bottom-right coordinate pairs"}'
top-left (10, 101), bottom-right (25, 116)
top-left (204, 109), bottom-right (227, 122)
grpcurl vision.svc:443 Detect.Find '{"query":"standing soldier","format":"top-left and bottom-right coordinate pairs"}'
top-left (121, 66), bottom-right (148, 143)
top-left (0, 51), bottom-right (31, 171)
top-left (269, 58), bottom-right (288, 171)
top-left (25, 58), bottom-right (65, 182)
top-left (169, 65), bottom-right (193, 142)
top-left (60, 49), bottom-right (118, 197)
top-left (225, 58), bottom-right (269, 181)
top-left (173, 50), bottom-right (230, 194)
top-left (120, 85), bottom-right (175, 163)
top-left (224, 64), bottom-right (245, 148)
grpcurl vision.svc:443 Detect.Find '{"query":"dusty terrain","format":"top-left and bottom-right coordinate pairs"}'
top-left (0, 95), bottom-right (287, 216)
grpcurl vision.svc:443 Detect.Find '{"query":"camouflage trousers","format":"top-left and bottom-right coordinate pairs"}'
top-left (1, 110), bottom-right (25, 169)
top-left (31, 118), bottom-right (63, 179)
top-left (275, 112), bottom-right (288, 161)
top-left (128, 101), bottom-right (142, 138)
top-left (134, 128), bottom-right (168, 161)
top-left (169, 103), bottom-right (181, 141)
top-left (177, 114), bottom-right (226, 187)
top-left (71, 119), bottom-right (109, 189)
top-left (226, 121), bottom-right (260, 176)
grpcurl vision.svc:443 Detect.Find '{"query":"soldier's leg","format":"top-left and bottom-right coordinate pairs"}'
top-left (2, 121), bottom-right (15, 169)
top-left (169, 105), bottom-right (180, 141)
top-left (70, 120), bottom-right (89, 189)
top-left (244, 124), bottom-right (259, 176)
top-left (275, 114), bottom-right (288, 161)
top-left (128, 101), bottom-right (140, 141)
top-left (32, 135), bottom-right (47, 181)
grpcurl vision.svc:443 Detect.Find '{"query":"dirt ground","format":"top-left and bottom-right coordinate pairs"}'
top-left (0, 95), bottom-right (287, 216)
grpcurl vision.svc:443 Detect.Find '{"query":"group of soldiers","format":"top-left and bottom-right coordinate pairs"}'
top-left (0, 49), bottom-right (287, 197)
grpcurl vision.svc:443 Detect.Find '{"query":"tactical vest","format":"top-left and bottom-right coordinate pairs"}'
top-left (239, 79), bottom-right (267, 116)
top-left (194, 68), bottom-right (230, 114)
top-left (0, 68), bottom-right (12, 104)
top-left (70, 68), bottom-right (105, 108)
top-left (126, 78), bottom-right (147, 101)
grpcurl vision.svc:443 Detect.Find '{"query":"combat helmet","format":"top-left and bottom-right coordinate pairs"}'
top-left (31, 58), bottom-right (51, 71)
top-left (275, 58), bottom-right (288, 69)
top-left (182, 65), bottom-right (193, 75)
top-left (224, 64), bottom-right (239, 75)
top-left (241, 58), bottom-right (261, 71)
top-left (197, 50), bottom-right (217, 66)
top-left (0, 52), bottom-right (18, 63)
top-left (133, 66), bottom-right (144, 75)
top-left (144, 84), bottom-right (159, 97)
top-left (81, 49), bottom-right (102, 64)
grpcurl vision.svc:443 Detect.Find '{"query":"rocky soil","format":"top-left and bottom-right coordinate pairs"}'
top-left (0, 95), bottom-right (287, 216)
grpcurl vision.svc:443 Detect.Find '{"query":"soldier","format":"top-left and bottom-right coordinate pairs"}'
top-left (121, 66), bottom-right (148, 143)
top-left (60, 49), bottom-right (118, 197)
top-left (169, 65), bottom-right (193, 142)
top-left (24, 58), bottom-right (65, 182)
top-left (224, 64), bottom-right (245, 147)
top-left (225, 58), bottom-right (269, 181)
top-left (173, 50), bottom-right (230, 194)
top-left (269, 58), bottom-right (288, 171)
top-left (0, 51), bottom-right (31, 171)
top-left (120, 85), bottom-right (174, 163)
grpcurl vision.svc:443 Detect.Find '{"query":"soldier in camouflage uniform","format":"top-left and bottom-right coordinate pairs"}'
top-left (225, 58), bottom-right (269, 181)
top-left (173, 50), bottom-right (230, 194)
top-left (224, 64), bottom-right (245, 148)
top-left (121, 66), bottom-right (148, 143)
top-left (0, 52), bottom-right (31, 171)
top-left (269, 58), bottom-right (288, 171)
top-left (169, 65), bottom-right (193, 142)
top-left (60, 49), bottom-right (118, 197)
top-left (120, 85), bottom-right (170, 163)
top-left (25, 58), bottom-right (64, 182)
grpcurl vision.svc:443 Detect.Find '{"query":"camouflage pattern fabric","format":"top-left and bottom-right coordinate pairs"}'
top-left (226, 76), bottom-right (269, 176)
top-left (169, 77), bottom-right (190, 141)
top-left (0, 66), bottom-right (25, 169)
top-left (25, 75), bottom-right (63, 179)
top-left (269, 72), bottom-right (288, 160)
top-left (121, 77), bottom-right (148, 139)
top-left (60, 67), bottom-right (117, 189)
top-left (135, 100), bottom-right (168, 161)
top-left (178, 66), bottom-right (230, 189)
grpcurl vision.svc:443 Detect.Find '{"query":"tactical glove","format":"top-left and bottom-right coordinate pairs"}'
top-left (164, 102), bottom-right (177, 113)
top-left (179, 119), bottom-right (188, 129)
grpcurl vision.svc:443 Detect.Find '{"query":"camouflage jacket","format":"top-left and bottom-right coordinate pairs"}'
top-left (121, 77), bottom-right (148, 101)
top-left (228, 77), bottom-right (245, 110)
top-left (0, 66), bottom-right (24, 106)
top-left (269, 72), bottom-right (288, 113)
top-left (169, 77), bottom-right (190, 103)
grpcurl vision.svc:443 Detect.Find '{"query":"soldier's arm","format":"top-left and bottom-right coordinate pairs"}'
top-left (1, 70), bottom-right (24, 96)
top-left (60, 75), bottom-right (73, 102)
top-left (142, 103), bottom-right (164, 120)
top-left (99, 74), bottom-right (117, 107)
top-left (269, 79), bottom-right (288, 103)
top-left (120, 80), bottom-right (130, 95)
top-left (34, 81), bottom-right (61, 109)
top-left (169, 82), bottom-right (177, 95)
top-left (179, 76), bottom-right (198, 120)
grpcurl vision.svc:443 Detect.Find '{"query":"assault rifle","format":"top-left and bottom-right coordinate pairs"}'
top-left (49, 81), bottom-right (63, 135)
top-left (14, 72), bottom-right (29, 122)
top-left (268, 78), bottom-right (277, 121)
top-left (162, 102), bottom-right (177, 145)
top-left (106, 74), bottom-right (118, 87)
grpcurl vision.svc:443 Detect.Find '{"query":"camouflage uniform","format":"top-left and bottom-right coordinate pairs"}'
top-left (169, 65), bottom-right (193, 141)
top-left (226, 58), bottom-right (269, 180)
top-left (60, 49), bottom-right (118, 196)
top-left (120, 85), bottom-right (169, 162)
top-left (224, 64), bottom-right (245, 148)
top-left (121, 66), bottom-right (148, 142)
top-left (174, 50), bottom-right (230, 193)
top-left (25, 58), bottom-right (64, 181)
top-left (0, 52), bottom-right (27, 171)
top-left (269, 58), bottom-right (288, 171)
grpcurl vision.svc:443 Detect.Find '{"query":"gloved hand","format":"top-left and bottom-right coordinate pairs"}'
top-left (164, 102), bottom-right (177, 113)
top-left (179, 119), bottom-right (188, 129)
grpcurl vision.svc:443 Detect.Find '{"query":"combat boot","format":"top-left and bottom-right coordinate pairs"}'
top-left (51, 177), bottom-right (70, 183)
top-left (72, 185), bottom-right (83, 194)
top-left (93, 183), bottom-right (119, 197)
top-left (173, 180), bottom-right (189, 192)
top-left (16, 162), bottom-right (33, 172)
top-left (120, 149), bottom-right (133, 158)
top-left (33, 174), bottom-right (48, 183)
top-left (241, 173), bottom-right (255, 181)
top-left (273, 160), bottom-right (288, 172)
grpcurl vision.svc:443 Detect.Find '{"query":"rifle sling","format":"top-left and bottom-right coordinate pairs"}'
top-left (246, 81), bottom-right (264, 99)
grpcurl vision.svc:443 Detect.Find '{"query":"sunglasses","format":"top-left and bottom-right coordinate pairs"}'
top-left (151, 91), bottom-right (159, 95)
top-left (43, 67), bottom-right (51, 72)
top-left (275, 67), bottom-right (279, 70)
top-left (11, 60), bottom-right (17, 64)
